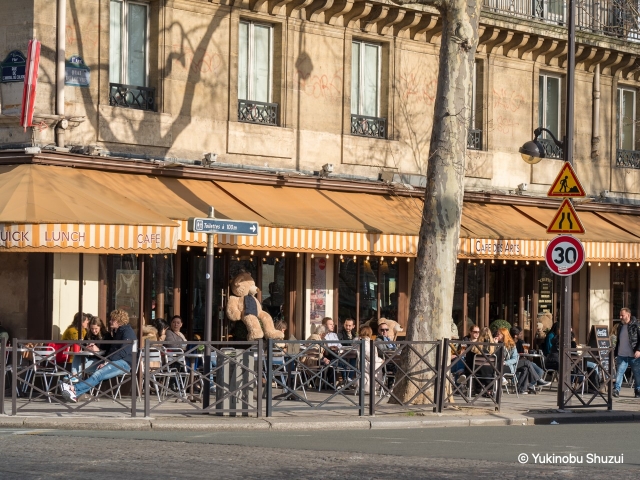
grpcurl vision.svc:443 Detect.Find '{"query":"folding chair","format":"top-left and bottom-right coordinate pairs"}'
top-left (502, 370), bottom-right (519, 398)
top-left (30, 346), bottom-right (67, 402)
top-left (470, 354), bottom-right (498, 397)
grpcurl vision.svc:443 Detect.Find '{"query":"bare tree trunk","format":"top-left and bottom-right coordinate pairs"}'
top-left (391, 0), bottom-right (481, 404)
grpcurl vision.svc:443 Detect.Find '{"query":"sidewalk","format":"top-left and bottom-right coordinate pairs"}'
top-left (2, 387), bottom-right (639, 432)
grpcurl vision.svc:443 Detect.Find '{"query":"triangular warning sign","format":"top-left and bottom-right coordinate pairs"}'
top-left (547, 199), bottom-right (586, 234)
top-left (548, 162), bottom-right (586, 197)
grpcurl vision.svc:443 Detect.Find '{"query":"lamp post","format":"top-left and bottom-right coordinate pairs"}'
top-left (519, 0), bottom-right (576, 409)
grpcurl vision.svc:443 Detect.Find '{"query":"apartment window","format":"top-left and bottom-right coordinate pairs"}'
top-left (109, 1), bottom-right (154, 111)
top-left (538, 74), bottom-right (562, 158)
top-left (237, 21), bottom-right (277, 125)
top-left (351, 40), bottom-right (385, 138)
top-left (467, 60), bottom-right (483, 150)
top-left (618, 87), bottom-right (636, 151)
top-left (109, 0), bottom-right (148, 87)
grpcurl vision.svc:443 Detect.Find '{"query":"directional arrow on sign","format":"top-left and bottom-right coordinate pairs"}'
top-left (546, 199), bottom-right (586, 234)
top-left (187, 217), bottom-right (259, 236)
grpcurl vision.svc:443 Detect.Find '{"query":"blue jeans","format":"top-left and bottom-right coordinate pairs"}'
top-left (71, 355), bottom-right (98, 375)
top-left (615, 356), bottom-right (640, 392)
top-left (75, 359), bottom-right (131, 396)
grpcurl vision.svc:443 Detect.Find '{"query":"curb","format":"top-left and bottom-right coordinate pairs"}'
top-left (0, 411), bottom-right (638, 432)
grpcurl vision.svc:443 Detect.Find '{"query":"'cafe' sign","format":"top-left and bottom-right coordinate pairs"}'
top-left (0, 224), bottom-right (174, 251)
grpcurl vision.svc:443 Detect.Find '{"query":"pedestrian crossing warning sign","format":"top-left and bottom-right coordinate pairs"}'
top-left (546, 199), bottom-right (586, 234)
top-left (547, 162), bottom-right (586, 197)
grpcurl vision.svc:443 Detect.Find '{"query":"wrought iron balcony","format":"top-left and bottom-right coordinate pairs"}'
top-left (467, 129), bottom-right (483, 150)
top-left (237, 99), bottom-right (279, 126)
top-left (539, 137), bottom-right (564, 159)
top-left (616, 148), bottom-right (640, 168)
top-left (109, 83), bottom-right (156, 111)
top-left (482, 0), bottom-right (640, 41)
top-left (351, 114), bottom-right (387, 139)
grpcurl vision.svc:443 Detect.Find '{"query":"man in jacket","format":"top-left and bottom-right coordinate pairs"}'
top-left (61, 309), bottom-right (137, 402)
top-left (613, 308), bottom-right (640, 398)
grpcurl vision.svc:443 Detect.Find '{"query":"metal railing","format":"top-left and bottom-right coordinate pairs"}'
top-left (9, 339), bottom-right (137, 416)
top-left (143, 340), bottom-right (262, 417)
top-left (540, 137), bottom-right (564, 159)
top-left (109, 83), bottom-right (156, 111)
top-left (440, 340), bottom-right (505, 411)
top-left (467, 129), bottom-right (483, 150)
top-left (351, 114), bottom-right (387, 138)
top-left (616, 148), bottom-right (640, 168)
top-left (1, 338), bottom-right (6, 415)
top-left (559, 346), bottom-right (613, 409)
top-left (482, 0), bottom-right (640, 41)
top-left (370, 340), bottom-right (441, 415)
top-left (265, 340), bottom-right (366, 416)
top-left (237, 99), bottom-right (279, 126)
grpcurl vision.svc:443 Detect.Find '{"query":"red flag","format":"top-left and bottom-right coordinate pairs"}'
top-left (20, 39), bottom-right (41, 130)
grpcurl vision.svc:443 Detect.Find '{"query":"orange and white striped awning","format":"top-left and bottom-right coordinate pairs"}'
top-left (0, 223), bottom-right (177, 254)
top-left (178, 221), bottom-right (419, 256)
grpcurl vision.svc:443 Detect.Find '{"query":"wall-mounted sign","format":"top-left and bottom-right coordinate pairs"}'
top-left (65, 55), bottom-right (90, 87)
top-left (1, 50), bottom-right (26, 83)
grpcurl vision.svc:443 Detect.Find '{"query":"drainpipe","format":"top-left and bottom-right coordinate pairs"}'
top-left (591, 64), bottom-right (600, 160)
top-left (55, 0), bottom-right (67, 147)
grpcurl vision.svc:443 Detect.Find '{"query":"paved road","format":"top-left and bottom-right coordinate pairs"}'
top-left (0, 423), bottom-right (637, 479)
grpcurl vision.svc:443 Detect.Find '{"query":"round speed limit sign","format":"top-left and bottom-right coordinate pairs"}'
top-left (545, 235), bottom-right (585, 276)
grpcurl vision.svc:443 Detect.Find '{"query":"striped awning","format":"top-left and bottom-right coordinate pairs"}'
top-left (458, 237), bottom-right (640, 262)
top-left (0, 223), bottom-right (177, 253)
top-left (178, 221), bottom-right (418, 256)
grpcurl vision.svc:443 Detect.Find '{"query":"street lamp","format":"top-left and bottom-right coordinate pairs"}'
top-left (519, 127), bottom-right (564, 164)
top-left (519, 0), bottom-right (577, 410)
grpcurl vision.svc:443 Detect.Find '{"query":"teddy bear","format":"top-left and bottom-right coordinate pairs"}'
top-left (226, 272), bottom-right (284, 341)
top-left (361, 317), bottom-right (404, 340)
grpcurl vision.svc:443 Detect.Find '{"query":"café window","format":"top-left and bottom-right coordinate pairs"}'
top-left (617, 87), bottom-right (636, 151)
top-left (238, 20), bottom-right (273, 103)
top-left (538, 74), bottom-right (561, 139)
top-left (109, 0), bottom-right (148, 87)
top-left (337, 257), bottom-right (399, 327)
top-left (612, 265), bottom-right (639, 319)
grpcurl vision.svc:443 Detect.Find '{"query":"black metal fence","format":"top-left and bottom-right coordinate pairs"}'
top-left (483, 0), bottom-right (640, 41)
top-left (265, 340), bottom-right (366, 416)
top-left (109, 83), bottom-right (156, 111)
top-left (560, 346), bottom-right (613, 410)
top-left (9, 339), bottom-right (137, 416)
top-left (1, 338), bottom-right (618, 417)
top-left (238, 99), bottom-right (279, 125)
top-left (350, 114), bottom-right (387, 138)
top-left (142, 340), bottom-right (262, 417)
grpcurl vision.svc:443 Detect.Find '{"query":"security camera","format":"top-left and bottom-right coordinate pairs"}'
top-left (322, 163), bottom-right (334, 174)
top-left (518, 183), bottom-right (528, 192)
top-left (202, 152), bottom-right (218, 167)
top-left (600, 190), bottom-right (609, 199)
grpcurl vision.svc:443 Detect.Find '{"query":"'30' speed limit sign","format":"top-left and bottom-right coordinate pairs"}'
top-left (545, 235), bottom-right (585, 276)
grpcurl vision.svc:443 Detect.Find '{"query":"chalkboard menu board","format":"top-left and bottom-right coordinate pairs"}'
top-left (588, 325), bottom-right (611, 373)
top-left (538, 276), bottom-right (553, 314)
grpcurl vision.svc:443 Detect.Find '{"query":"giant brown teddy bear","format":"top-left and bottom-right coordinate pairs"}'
top-left (226, 272), bottom-right (284, 341)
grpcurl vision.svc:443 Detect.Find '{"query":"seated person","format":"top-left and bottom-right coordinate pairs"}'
top-left (496, 328), bottom-right (549, 394)
top-left (376, 322), bottom-right (397, 388)
top-left (61, 309), bottom-right (136, 402)
top-left (165, 315), bottom-right (187, 346)
top-left (337, 319), bottom-right (358, 383)
top-left (464, 327), bottom-right (496, 395)
top-left (511, 325), bottom-right (546, 380)
top-left (70, 317), bottom-right (111, 378)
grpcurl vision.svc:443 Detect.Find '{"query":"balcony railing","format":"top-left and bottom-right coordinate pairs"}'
top-left (351, 114), bottom-right (387, 138)
top-left (109, 83), bottom-right (156, 111)
top-left (237, 99), bottom-right (279, 126)
top-left (539, 137), bottom-right (564, 159)
top-left (616, 148), bottom-right (640, 168)
top-left (467, 129), bottom-right (483, 150)
top-left (483, 0), bottom-right (640, 41)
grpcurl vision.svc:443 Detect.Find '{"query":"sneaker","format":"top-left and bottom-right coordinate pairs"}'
top-left (456, 375), bottom-right (467, 385)
top-left (635, 391), bottom-right (640, 398)
top-left (537, 379), bottom-right (551, 387)
top-left (518, 390), bottom-right (529, 395)
top-left (60, 383), bottom-right (77, 403)
top-left (78, 393), bottom-right (93, 402)
top-left (502, 377), bottom-right (508, 386)
top-left (612, 389), bottom-right (620, 398)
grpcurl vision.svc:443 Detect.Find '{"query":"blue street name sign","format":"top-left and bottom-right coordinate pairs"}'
top-left (187, 217), bottom-right (259, 235)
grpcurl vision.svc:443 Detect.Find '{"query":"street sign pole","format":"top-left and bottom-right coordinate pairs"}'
top-left (203, 206), bottom-right (214, 410)
top-left (559, 0), bottom-right (576, 410)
